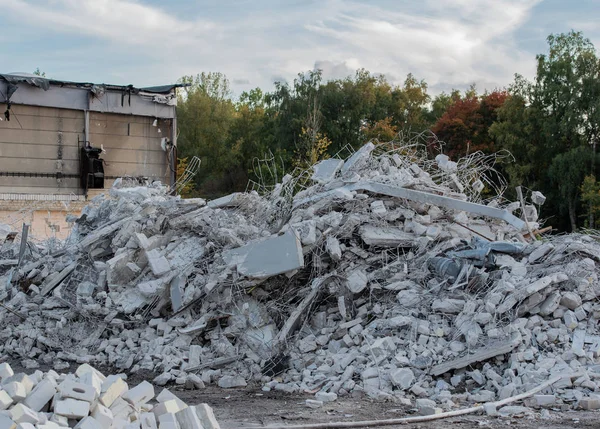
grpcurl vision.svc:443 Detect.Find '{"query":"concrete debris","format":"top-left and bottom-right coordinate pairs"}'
top-left (0, 363), bottom-right (220, 429)
top-left (2, 141), bottom-right (600, 415)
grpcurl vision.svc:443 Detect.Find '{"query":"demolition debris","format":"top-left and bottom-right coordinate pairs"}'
top-left (0, 362), bottom-right (221, 429)
top-left (2, 136), bottom-right (600, 417)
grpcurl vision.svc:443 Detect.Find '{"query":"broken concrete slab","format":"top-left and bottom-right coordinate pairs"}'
top-left (312, 158), bottom-right (344, 184)
top-left (359, 225), bottom-right (416, 247)
top-left (430, 334), bottom-right (520, 376)
top-left (222, 230), bottom-right (304, 279)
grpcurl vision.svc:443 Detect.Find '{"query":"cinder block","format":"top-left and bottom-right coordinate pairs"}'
top-left (75, 365), bottom-right (106, 382)
top-left (3, 375), bottom-right (34, 395)
top-left (90, 403), bottom-right (113, 429)
top-left (49, 413), bottom-right (69, 427)
top-left (54, 398), bottom-right (91, 419)
top-left (122, 381), bottom-right (154, 407)
top-left (110, 419), bottom-right (129, 429)
top-left (79, 372), bottom-right (103, 396)
top-left (4, 382), bottom-right (26, 402)
top-left (0, 414), bottom-right (16, 429)
top-left (99, 378), bottom-right (128, 408)
top-left (23, 379), bottom-right (56, 411)
top-left (157, 413), bottom-right (179, 429)
top-left (0, 390), bottom-right (13, 410)
top-left (109, 397), bottom-right (134, 420)
top-left (0, 363), bottom-right (14, 381)
top-left (58, 381), bottom-right (96, 403)
top-left (140, 412), bottom-right (158, 429)
top-left (193, 404), bottom-right (220, 429)
top-left (156, 389), bottom-right (187, 410)
top-left (73, 416), bottom-right (103, 429)
top-left (175, 407), bottom-right (203, 429)
top-left (10, 404), bottom-right (40, 424)
top-left (152, 400), bottom-right (182, 419)
top-left (37, 423), bottom-right (62, 429)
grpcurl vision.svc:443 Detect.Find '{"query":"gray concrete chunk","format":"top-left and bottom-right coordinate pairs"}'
top-left (223, 230), bottom-right (304, 279)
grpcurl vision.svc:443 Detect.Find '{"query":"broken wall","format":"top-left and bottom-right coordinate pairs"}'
top-left (0, 104), bottom-right (172, 196)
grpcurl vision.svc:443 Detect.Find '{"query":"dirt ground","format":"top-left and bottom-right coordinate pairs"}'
top-left (175, 386), bottom-right (599, 429)
top-left (7, 360), bottom-right (599, 429)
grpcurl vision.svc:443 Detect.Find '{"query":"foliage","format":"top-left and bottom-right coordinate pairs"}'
top-left (33, 68), bottom-right (46, 77)
top-left (548, 146), bottom-right (595, 230)
top-left (361, 117), bottom-right (398, 143)
top-left (581, 175), bottom-right (600, 228)
top-left (432, 90), bottom-right (508, 159)
top-left (176, 157), bottom-right (195, 198)
top-left (491, 31), bottom-right (600, 231)
top-left (173, 30), bottom-right (599, 232)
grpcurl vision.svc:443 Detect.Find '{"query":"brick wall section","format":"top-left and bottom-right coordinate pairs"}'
top-left (0, 200), bottom-right (88, 240)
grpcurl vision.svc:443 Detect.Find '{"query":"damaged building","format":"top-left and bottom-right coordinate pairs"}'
top-left (2, 134), bottom-right (600, 424)
top-left (0, 72), bottom-right (184, 239)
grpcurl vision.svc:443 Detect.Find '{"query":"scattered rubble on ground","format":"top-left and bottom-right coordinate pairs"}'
top-left (0, 362), bottom-right (220, 429)
top-left (2, 137), bottom-right (600, 419)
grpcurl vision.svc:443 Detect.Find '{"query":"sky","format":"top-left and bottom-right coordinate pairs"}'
top-left (0, 0), bottom-right (598, 98)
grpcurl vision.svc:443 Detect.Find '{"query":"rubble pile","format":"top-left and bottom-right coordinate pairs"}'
top-left (0, 362), bottom-right (221, 429)
top-left (2, 139), bottom-right (600, 413)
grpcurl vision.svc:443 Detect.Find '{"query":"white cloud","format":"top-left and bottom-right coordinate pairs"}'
top-left (0, 0), bottom-right (216, 48)
top-left (0, 0), bottom-right (544, 94)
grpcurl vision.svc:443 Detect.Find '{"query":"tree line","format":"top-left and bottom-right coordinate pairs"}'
top-left (176, 30), bottom-right (600, 232)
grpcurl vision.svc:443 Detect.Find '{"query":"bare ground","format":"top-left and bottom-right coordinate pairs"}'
top-left (7, 360), bottom-right (599, 429)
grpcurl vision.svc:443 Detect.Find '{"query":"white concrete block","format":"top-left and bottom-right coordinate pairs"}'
top-left (49, 414), bottom-right (68, 427)
top-left (315, 392), bottom-right (337, 403)
top-left (109, 397), bottom-right (134, 421)
top-left (152, 400), bottom-right (182, 419)
top-left (0, 364), bottom-right (14, 382)
top-left (23, 379), bottom-right (56, 411)
top-left (54, 399), bottom-right (90, 419)
top-left (3, 381), bottom-right (27, 402)
top-left (192, 404), bottom-right (220, 429)
top-left (111, 419), bottom-right (129, 429)
top-left (0, 390), bottom-right (13, 410)
top-left (73, 416), bottom-right (103, 429)
top-left (4, 375), bottom-right (33, 395)
top-left (58, 381), bottom-right (96, 403)
top-left (16, 423), bottom-right (35, 429)
top-left (174, 407), bottom-right (202, 429)
top-left (157, 413), bottom-right (179, 429)
top-left (90, 404), bottom-right (112, 429)
top-left (10, 404), bottom-right (39, 424)
top-left (345, 269), bottom-right (368, 294)
top-left (156, 390), bottom-right (187, 410)
top-left (0, 414), bottom-right (16, 429)
top-left (79, 372), bottom-right (103, 397)
top-left (4, 383), bottom-right (26, 402)
top-left (75, 365), bottom-right (106, 383)
top-left (140, 412), bottom-right (158, 429)
top-left (187, 346), bottom-right (202, 369)
top-left (121, 381), bottom-right (154, 407)
top-left (99, 378), bottom-right (128, 408)
top-left (146, 250), bottom-right (171, 277)
top-left (37, 422), bottom-right (62, 429)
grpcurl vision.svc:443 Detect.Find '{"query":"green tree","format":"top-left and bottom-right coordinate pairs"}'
top-left (581, 175), bottom-right (600, 228)
top-left (548, 146), bottom-right (596, 230)
top-left (491, 31), bottom-right (600, 231)
top-left (389, 73), bottom-right (431, 134)
top-left (176, 72), bottom-right (236, 196)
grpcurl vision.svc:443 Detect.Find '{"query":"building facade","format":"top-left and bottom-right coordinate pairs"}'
top-left (0, 73), bottom-right (183, 239)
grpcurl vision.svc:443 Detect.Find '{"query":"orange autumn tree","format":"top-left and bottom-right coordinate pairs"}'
top-left (432, 90), bottom-right (508, 159)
